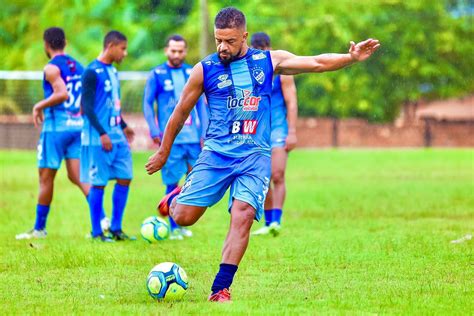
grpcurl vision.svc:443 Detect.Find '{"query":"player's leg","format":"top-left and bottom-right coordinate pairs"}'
top-left (109, 142), bottom-right (134, 241)
top-left (64, 132), bottom-right (91, 197)
top-left (209, 153), bottom-right (271, 302)
top-left (268, 147), bottom-right (288, 235)
top-left (81, 145), bottom-right (113, 242)
top-left (16, 132), bottom-right (59, 239)
top-left (209, 199), bottom-right (255, 301)
top-left (159, 144), bottom-right (189, 239)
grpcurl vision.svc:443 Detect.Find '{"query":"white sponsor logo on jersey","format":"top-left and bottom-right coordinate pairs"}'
top-left (252, 52), bottom-right (266, 60)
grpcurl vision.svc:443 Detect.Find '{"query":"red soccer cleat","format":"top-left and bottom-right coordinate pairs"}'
top-left (208, 288), bottom-right (231, 302)
top-left (157, 186), bottom-right (181, 216)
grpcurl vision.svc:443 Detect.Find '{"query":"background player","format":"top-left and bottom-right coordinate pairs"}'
top-left (80, 31), bottom-right (135, 242)
top-left (250, 32), bottom-right (298, 236)
top-left (143, 35), bottom-right (208, 240)
top-left (16, 27), bottom-right (89, 240)
top-left (145, 7), bottom-right (380, 301)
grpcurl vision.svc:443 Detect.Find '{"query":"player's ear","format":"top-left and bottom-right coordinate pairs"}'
top-left (242, 31), bottom-right (249, 41)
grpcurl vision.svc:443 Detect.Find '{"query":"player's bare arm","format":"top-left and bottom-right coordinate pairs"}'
top-left (280, 75), bottom-right (298, 151)
top-left (32, 64), bottom-right (68, 127)
top-left (145, 63), bottom-right (204, 175)
top-left (271, 39), bottom-right (380, 75)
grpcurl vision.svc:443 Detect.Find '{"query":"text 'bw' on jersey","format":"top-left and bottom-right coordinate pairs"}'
top-left (201, 48), bottom-right (273, 158)
top-left (42, 54), bottom-right (84, 132)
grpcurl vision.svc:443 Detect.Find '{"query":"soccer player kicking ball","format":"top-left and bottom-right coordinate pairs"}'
top-left (143, 35), bottom-right (208, 240)
top-left (146, 7), bottom-right (380, 302)
top-left (250, 32), bottom-right (298, 237)
top-left (80, 31), bottom-right (135, 242)
top-left (16, 27), bottom-right (89, 240)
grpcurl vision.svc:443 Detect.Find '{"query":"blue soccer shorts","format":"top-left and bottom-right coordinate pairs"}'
top-left (80, 141), bottom-right (133, 186)
top-left (161, 143), bottom-right (201, 185)
top-left (271, 127), bottom-right (288, 149)
top-left (37, 131), bottom-right (81, 169)
top-left (177, 150), bottom-right (271, 221)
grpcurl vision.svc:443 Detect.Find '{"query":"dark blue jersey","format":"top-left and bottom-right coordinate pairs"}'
top-left (42, 54), bottom-right (84, 132)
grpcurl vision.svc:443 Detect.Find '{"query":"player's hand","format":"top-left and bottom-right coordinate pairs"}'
top-left (285, 131), bottom-right (297, 152)
top-left (32, 104), bottom-right (44, 128)
top-left (123, 126), bottom-right (135, 144)
top-left (349, 39), bottom-right (380, 62)
top-left (145, 150), bottom-right (168, 175)
top-left (100, 134), bottom-right (113, 152)
top-left (152, 137), bottom-right (162, 147)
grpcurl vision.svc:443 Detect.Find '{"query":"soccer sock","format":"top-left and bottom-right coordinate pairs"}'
top-left (87, 193), bottom-right (106, 220)
top-left (168, 216), bottom-right (179, 231)
top-left (211, 263), bottom-right (238, 294)
top-left (166, 184), bottom-right (178, 194)
top-left (34, 204), bottom-right (50, 230)
top-left (273, 208), bottom-right (283, 225)
top-left (88, 187), bottom-right (104, 237)
top-left (110, 183), bottom-right (130, 232)
top-left (264, 209), bottom-right (273, 227)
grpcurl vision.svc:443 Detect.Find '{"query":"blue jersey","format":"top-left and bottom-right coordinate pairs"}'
top-left (143, 63), bottom-right (206, 144)
top-left (201, 48), bottom-right (273, 158)
top-left (271, 75), bottom-right (288, 134)
top-left (42, 54), bottom-right (84, 132)
top-left (81, 59), bottom-right (126, 146)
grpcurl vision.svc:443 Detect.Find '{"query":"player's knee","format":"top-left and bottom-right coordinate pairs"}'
top-left (272, 169), bottom-right (285, 185)
top-left (67, 173), bottom-right (79, 185)
top-left (232, 203), bottom-right (256, 224)
top-left (171, 204), bottom-right (197, 226)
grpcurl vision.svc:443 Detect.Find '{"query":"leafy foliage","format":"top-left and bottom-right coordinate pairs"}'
top-left (0, 0), bottom-right (472, 121)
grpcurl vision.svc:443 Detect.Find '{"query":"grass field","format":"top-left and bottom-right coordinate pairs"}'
top-left (0, 149), bottom-right (473, 315)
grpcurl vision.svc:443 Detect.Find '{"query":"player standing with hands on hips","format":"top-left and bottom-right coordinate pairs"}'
top-left (146, 7), bottom-right (380, 302)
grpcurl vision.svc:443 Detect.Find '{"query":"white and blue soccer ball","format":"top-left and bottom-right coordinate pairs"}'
top-left (146, 262), bottom-right (189, 301)
top-left (140, 216), bottom-right (169, 242)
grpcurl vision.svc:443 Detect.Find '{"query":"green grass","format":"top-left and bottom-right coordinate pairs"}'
top-left (1, 149), bottom-right (473, 315)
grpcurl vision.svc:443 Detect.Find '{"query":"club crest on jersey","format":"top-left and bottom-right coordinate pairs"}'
top-left (217, 74), bottom-right (232, 89)
top-left (252, 69), bottom-right (265, 85)
top-left (226, 90), bottom-right (260, 111)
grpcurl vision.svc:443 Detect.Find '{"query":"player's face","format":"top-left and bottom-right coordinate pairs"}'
top-left (215, 27), bottom-right (248, 64)
top-left (165, 40), bottom-right (187, 68)
top-left (110, 41), bottom-right (128, 64)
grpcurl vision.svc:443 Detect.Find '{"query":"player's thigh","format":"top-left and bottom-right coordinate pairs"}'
top-left (229, 154), bottom-right (271, 221)
top-left (177, 150), bottom-right (233, 208)
top-left (161, 144), bottom-right (187, 185)
top-left (110, 142), bottom-right (133, 182)
top-left (37, 132), bottom-right (63, 170)
top-left (172, 203), bottom-right (207, 226)
top-left (271, 147), bottom-right (288, 180)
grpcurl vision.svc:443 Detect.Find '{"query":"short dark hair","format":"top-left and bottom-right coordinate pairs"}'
top-left (43, 27), bottom-right (66, 50)
top-left (103, 30), bottom-right (127, 48)
top-left (251, 32), bottom-right (271, 49)
top-left (214, 7), bottom-right (246, 29)
top-left (165, 34), bottom-right (187, 47)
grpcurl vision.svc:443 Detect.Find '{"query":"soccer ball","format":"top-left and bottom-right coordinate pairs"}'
top-left (146, 262), bottom-right (189, 301)
top-left (140, 216), bottom-right (169, 242)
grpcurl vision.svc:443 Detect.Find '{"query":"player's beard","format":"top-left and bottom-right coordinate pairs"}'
top-left (169, 58), bottom-right (184, 68)
top-left (218, 48), bottom-right (242, 65)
